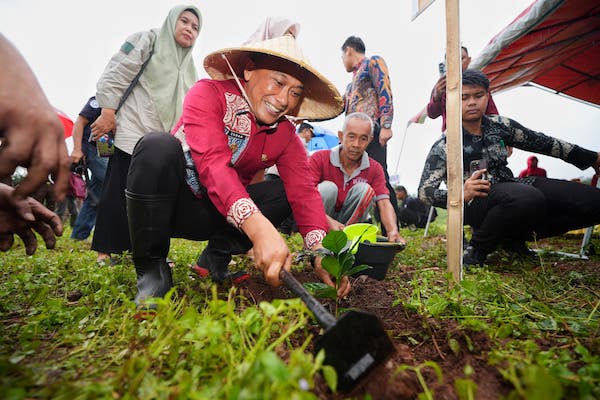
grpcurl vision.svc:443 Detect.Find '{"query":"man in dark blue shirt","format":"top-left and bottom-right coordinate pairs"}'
top-left (395, 185), bottom-right (436, 229)
top-left (70, 97), bottom-right (107, 241)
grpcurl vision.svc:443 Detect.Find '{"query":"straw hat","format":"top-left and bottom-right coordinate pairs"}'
top-left (203, 35), bottom-right (343, 121)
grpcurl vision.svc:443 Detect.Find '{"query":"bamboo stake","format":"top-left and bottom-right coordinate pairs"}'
top-left (445, 0), bottom-right (463, 282)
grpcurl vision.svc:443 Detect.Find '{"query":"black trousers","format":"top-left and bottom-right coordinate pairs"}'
top-left (368, 123), bottom-right (400, 234)
top-left (126, 133), bottom-right (292, 261)
top-left (91, 147), bottom-right (132, 254)
top-left (465, 178), bottom-right (600, 252)
top-left (397, 208), bottom-right (429, 228)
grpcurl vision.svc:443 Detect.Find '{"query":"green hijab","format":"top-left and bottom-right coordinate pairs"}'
top-left (142, 5), bottom-right (201, 131)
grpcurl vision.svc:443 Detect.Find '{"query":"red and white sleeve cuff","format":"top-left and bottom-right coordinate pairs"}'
top-left (226, 197), bottom-right (260, 230)
top-left (304, 229), bottom-right (327, 250)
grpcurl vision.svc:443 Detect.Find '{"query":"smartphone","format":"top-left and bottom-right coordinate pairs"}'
top-left (438, 61), bottom-right (446, 76)
top-left (469, 159), bottom-right (488, 180)
top-left (96, 132), bottom-right (115, 157)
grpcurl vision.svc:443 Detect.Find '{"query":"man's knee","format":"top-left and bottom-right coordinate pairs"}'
top-left (348, 182), bottom-right (374, 197)
top-left (496, 183), bottom-right (546, 217)
top-left (134, 132), bottom-right (180, 160)
top-left (318, 181), bottom-right (338, 200)
top-left (128, 133), bottom-right (183, 192)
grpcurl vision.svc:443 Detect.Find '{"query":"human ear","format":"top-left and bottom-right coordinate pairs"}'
top-left (243, 60), bottom-right (256, 81)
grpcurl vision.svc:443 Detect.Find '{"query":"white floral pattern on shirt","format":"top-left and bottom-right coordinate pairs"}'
top-left (226, 197), bottom-right (260, 230)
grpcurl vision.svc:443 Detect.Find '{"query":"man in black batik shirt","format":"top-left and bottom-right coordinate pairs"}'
top-left (418, 70), bottom-right (600, 266)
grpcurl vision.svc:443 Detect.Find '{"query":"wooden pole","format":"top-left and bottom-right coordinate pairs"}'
top-left (445, 0), bottom-right (463, 282)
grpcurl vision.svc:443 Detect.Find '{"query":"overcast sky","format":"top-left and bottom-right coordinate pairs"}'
top-left (2, 0), bottom-right (598, 192)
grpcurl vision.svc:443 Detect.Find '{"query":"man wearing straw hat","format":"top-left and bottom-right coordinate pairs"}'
top-left (125, 35), bottom-right (350, 306)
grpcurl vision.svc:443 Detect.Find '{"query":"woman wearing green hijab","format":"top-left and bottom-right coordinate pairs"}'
top-left (90, 5), bottom-right (201, 264)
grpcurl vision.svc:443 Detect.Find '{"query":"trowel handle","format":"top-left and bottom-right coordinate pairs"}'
top-left (280, 269), bottom-right (337, 330)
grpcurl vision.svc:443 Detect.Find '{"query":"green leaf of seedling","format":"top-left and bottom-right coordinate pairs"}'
top-left (344, 264), bottom-right (372, 277)
top-left (537, 318), bottom-right (558, 331)
top-left (259, 352), bottom-right (288, 383)
top-left (423, 360), bottom-right (444, 384)
top-left (448, 338), bottom-right (461, 356)
top-left (321, 364), bottom-right (338, 392)
top-left (521, 365), bottom-right (563, 400)
top-left (338, 251), bottom-right (356, 275)
top-left (455, 378), bottom-right (477, 400)
top-left (322, 230), bottom-right (348, 254)
top-left (321, 255), bottom-right (341, 279)
top-left (303, 282), bottom-right (337, 301)
top-left (425, 294), bottom-right (449, 317)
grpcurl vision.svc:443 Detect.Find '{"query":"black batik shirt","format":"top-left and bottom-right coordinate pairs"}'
top-left (418, 115), bottom-right (598, 208)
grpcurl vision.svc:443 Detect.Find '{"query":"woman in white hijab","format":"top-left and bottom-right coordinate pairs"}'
top-left (90, 5), bottom-right (201, 264)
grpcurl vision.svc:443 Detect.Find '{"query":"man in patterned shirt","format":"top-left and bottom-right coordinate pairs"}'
top-left (341, 36), bottom-right (400, 234)
top-left (418, 70), bottom-right (600, 266)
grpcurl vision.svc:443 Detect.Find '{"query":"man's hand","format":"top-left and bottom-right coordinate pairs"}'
top-left (0, 183), bottom-right (63, 255)
top-left (432, 75), bottom-right (447, 102)
top-left (312, 247), bottom-right (351, 298)
top-left (90, 109), bottom-right (116, 141)
top-left (242, 212), bottom-right (291, 287)
top-left (386, 229), bottom-right (406, 245)
top-left (327, 215), bottom-right (345, 231)
top-left (379, 127), bottom-right (393, 147)
top-left (70, 148), bottom-right (85, 164)
top-left (0, 35), bottom-right (70, 201)
top-left (593, 152), bottom-right (600, 175)
top-left (464, 169), bottom-right (490, 203)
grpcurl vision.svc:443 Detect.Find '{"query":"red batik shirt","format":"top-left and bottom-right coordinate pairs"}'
top-left (171, 79), bottom-right (328, 249)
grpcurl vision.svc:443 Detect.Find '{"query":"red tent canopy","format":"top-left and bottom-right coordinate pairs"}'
top-left (471, 0), bottom-right (600, 106)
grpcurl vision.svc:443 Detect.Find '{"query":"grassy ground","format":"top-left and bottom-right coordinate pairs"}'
top-left (1, 213), bottom-right (599, 399)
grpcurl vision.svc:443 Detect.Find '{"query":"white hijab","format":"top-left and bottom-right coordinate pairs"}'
top-left (243, 17), bottom-right (300, 45)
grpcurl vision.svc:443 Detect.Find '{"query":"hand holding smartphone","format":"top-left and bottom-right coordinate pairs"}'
top-left (438, 61), bottom-right (446, 76)
top-left (469, 159), bottom-right (488, 181)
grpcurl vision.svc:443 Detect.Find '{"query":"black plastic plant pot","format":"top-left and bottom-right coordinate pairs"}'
top-left (351, 241), bottom-right (405, 280)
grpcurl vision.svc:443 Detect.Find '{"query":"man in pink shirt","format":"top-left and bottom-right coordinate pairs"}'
top-left (309, 112), bottom-right (405, 244)
top-left (125, 35), bottom-right (350, 306)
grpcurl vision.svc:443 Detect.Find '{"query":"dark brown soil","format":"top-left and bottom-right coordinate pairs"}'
top-left (225, 233), bottom-right (600, 400)
top-left (233, 269), bottom-right (512, 399)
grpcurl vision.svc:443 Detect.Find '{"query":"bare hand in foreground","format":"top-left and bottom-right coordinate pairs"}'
top-left (0, 183), bottom-right (63, 255)
top-left (0, 35), bottom-right (70, 200)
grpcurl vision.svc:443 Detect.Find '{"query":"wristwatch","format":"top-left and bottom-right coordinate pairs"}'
top-left (382, 122), bottom-right (392, 129)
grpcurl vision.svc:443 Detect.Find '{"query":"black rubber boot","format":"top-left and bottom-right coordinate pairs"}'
top-left (125, 190), bottom-right (175, 307)
top-left (195, 228), bottom-right (253, 283)
top-left (463, 245), bottom-right (489, 268)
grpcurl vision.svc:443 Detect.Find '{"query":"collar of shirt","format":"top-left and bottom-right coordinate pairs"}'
top-left (329, 145), bottom-right (371, 184)
top-left (352, 57), bottom-right (367, 75)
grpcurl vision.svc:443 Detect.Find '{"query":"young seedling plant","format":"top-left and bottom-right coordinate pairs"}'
top-left (303, 229), bottom-right (371, 317)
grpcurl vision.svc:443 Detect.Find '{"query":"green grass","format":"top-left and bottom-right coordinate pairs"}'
top-left (1, 216), bottom-right (599, 399)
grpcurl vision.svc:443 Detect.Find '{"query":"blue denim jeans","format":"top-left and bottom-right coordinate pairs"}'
top-left (71, 145), bottom-right (108, 240)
